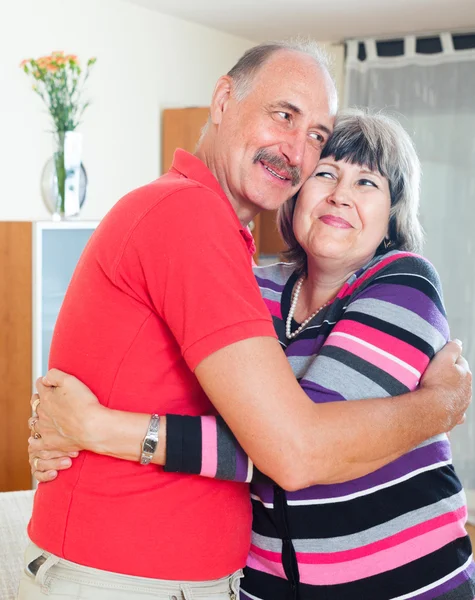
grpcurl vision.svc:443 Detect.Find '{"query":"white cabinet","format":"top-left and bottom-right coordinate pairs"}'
top-left (33, 222), bottom-right (98, 381)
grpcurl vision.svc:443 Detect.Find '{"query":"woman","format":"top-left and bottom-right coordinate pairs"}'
top-left (28, 109), bottom-right (474, 599)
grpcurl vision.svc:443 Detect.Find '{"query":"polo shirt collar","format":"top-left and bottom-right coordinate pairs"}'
top-left (170, 149), bottom-right (256, 256)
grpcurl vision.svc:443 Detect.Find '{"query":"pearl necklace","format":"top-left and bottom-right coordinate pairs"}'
top-left (285, 276), bottom-right (332, 340)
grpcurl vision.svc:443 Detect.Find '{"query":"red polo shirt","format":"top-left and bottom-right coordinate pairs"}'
top-left (28, 150), bottom-right (276, 580)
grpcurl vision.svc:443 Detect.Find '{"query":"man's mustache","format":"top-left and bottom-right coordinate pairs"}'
top-left (253, 149), bottom-right (301, 187)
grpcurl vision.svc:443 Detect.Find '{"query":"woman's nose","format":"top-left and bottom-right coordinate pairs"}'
top-left (327, 184), bottom-right (353, 207)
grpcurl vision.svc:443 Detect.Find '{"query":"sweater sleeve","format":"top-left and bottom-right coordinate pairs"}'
top-left (299, 253), bottom-right (450, 403)
top-left (164, 414), bottom-right (270, 484)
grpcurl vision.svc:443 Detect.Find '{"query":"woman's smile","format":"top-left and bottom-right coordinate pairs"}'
top-left (319, 214), bottom-right (353, 229)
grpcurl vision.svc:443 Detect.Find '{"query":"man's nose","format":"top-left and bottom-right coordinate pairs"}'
top-left (279, 129), bottom-right (307, 168)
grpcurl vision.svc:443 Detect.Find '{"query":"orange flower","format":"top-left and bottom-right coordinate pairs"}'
top-left (37, 57), bottom-right (49, 68)
top-left (20, 50), bottom-right (97, 133)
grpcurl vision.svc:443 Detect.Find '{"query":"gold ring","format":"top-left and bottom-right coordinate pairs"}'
top-left (33, 457), bottom-right (40, 470)
top-left (32, 398), bottom-right (40, 413)
top-left (30, 418), bottom-right (42, 439)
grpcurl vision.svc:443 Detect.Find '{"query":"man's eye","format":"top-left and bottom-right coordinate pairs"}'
top-left (309, 132), bottom-right (325, 143)
top-left (276, 111), bottom-right (291, 121)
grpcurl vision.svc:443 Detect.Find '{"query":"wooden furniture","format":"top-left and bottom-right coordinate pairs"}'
top-left (162, 107), bottom-right (210, 176)
top-left (162, 107), bottom-right (286, 262)
top-left (0, 221), bottom-right (98, 492)
top-left (0, 223), bottom-right (32, 492)
top-left (468, 523), bottom-right (475, 547)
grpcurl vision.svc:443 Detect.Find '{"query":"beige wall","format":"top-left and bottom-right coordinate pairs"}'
top-left (0, 2), bottom-right (345, 222)
top-left (0, 0), bottom-right (254, 221)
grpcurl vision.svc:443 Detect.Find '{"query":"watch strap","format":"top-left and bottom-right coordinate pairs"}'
top-left (140, 414), bottom-right (160, 465)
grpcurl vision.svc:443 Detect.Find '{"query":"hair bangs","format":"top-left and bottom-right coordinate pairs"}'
top-left (321, 126), bottom-right (387, 178)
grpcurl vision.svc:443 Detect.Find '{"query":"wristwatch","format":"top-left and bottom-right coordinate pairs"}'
top-left (140, 414), bottom-right (160, 465)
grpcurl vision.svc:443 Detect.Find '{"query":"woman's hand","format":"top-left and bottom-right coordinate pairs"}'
top-left (29, 369), bottom-right (157, 465)
top-left (420, 339), bottom-right (471, 432)
top-left (28, 438), bottom-right (78, 483)
top-left (31, 369), bottom-right (106, 452)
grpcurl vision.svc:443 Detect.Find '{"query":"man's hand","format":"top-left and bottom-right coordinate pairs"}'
top-left (420, 339), bottom-right (472, 432)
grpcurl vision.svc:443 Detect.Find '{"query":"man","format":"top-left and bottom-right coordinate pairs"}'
top-left (22, 39), bottom-right (470, 600)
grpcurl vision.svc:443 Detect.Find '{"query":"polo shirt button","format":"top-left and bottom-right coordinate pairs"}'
top-left (170, 596), bottom-right (178, 600)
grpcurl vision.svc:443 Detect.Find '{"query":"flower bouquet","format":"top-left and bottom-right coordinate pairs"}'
top-left (20, 51), bottom-right (97, 217)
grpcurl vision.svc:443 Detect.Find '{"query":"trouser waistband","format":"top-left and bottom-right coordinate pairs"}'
top-left (23, 541), bottom-right (243, 598)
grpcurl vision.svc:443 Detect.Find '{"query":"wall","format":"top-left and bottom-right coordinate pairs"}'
top-left (0, 0), bottom-right (345, 221)
top-left (320, 42), bottom-right (346, 105)
top-left (0, 0), bottom-right (254, 221)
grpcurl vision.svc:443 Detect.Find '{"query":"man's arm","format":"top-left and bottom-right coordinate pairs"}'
top-left (188, 254), bottom-right (470, 490)
top-left (161, 255), bottom-right (471, 488)
top-left (192, 337), bottom-right (469, 490)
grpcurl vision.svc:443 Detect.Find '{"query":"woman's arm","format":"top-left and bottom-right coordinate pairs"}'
top-left (30, 255), bottom-right (470, 488)
top-left (164, 414), bottom-right (269, 483)
top-left (29, 387), bottom-right (270, 484)
top-left (187, 254), bottom-right (463, 490)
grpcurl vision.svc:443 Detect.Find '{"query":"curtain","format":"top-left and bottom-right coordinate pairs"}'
top-left (345, 34), bottom-right (475, 523)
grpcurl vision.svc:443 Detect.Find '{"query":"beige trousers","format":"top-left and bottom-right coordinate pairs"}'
top-left (17, 542), bottom-right (243, 600)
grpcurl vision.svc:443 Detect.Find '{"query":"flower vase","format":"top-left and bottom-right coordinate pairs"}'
top-left (53, 130), bottom-right (82, 219)
top-left (41, 131), bottom-right (88, 220)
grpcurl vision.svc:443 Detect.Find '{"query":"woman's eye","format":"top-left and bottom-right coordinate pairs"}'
top-left (359, 178), bottom-right (378, 188)
top-left (315, 171), bottom-right (334, 179)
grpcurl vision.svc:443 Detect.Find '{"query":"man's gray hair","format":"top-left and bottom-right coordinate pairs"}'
top-left (197, 37), bottom-right (336, 147)
top-left (227, 37), bottom-right (334, 101)
top-left (278, 108), bottom-right (424, 275)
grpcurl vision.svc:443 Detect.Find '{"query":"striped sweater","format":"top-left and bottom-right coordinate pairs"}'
top-left (165, 251), bottom-right (474, 599)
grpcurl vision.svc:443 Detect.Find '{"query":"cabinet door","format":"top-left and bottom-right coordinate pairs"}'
top-left (258, 210), bottom-right (286, 262)
top-left (162, 107), bottom-right (210, 173)
top-left (34, 225), bottom-right (97, 381)
top-left (0, 223), bottom-right (32, 491)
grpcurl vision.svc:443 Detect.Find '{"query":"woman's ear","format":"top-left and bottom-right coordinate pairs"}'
top-left (210, 76), bottom-right (233, 126)
top-left (385, 218), bottom-right (392, 240)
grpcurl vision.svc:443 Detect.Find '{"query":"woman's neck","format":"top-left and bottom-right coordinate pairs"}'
top-left (292, 260), bottom-right (356, 324)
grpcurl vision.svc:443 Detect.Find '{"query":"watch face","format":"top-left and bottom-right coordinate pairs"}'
top-left (143, 438), bottom-right (157, 454)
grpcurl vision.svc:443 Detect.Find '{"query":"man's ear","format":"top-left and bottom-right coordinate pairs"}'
top-left (210, 76), bottom-right (233, 126)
